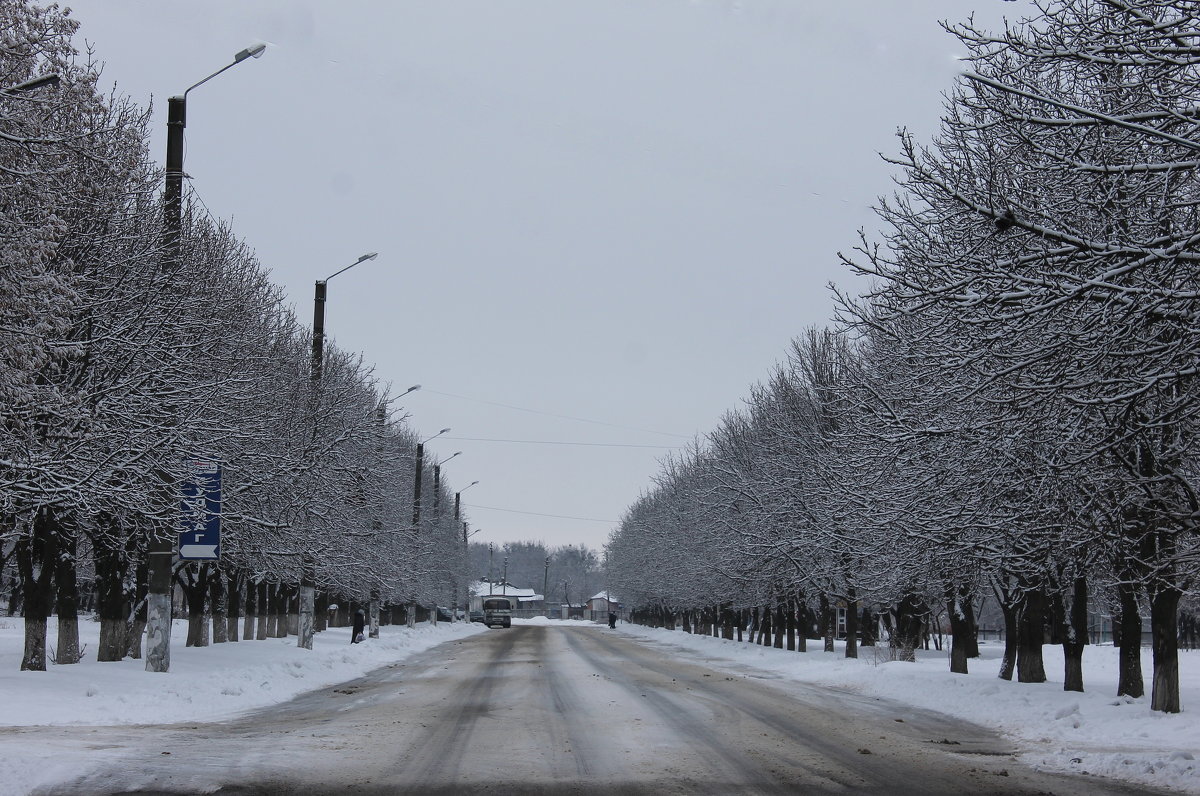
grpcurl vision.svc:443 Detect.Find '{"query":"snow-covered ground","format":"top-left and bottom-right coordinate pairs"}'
top-left (618, 623), bottom-right (1200, 794)
top-left (0, 615), bottom-right (487, 795)
top-left (0, 615), bottom-right (1195, 794)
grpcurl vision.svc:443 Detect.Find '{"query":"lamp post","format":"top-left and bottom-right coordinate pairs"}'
top-left (145, 43), bottom-right (266, 675)
top-left (411, 428), bottom-right (450, 531)
top-left (429, 451), bottom-right (460, 624)
top-left (461, 518), bottom-right (481, 618)
top-left (311, 252), bottom-right (378, 383)
top-left (301, 252), bottom-right (378, 651)
top-left (454, 480), bottom-right (478, 526)
top-left (408, 428), bottom-right (449, 626)
top-left (431, 451), bottom-right (461, 521)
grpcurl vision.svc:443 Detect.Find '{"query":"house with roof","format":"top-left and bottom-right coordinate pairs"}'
top-left (468, 579), bottom-right (543, 614)
top-left (586, 591), bottom-right (621, 621)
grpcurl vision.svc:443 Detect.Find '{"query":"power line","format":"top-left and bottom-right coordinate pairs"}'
top-left (445, 435), bottom-right (679, 450)
top-left (465, 503), bottom-right (617, 524)
top-left (421, 388), bottom-right (690, 440)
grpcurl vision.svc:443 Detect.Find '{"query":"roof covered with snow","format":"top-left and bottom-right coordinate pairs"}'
top-left (470, 580), bottom-right (542, 601)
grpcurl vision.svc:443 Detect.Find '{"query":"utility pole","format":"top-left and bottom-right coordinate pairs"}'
top-left (146, 44), bottom-right (266, 674)
top-left (543, 556), bottom-right (550, 618)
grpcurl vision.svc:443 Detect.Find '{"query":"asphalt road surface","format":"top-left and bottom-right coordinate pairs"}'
top-left (46, 624), bottom-right (1165, 795)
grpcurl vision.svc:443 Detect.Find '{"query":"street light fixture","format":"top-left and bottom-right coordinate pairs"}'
top-left (311, 252), bottom-right (379, 383)
top-left (432, 452), bottom-right (461, 520)
top-left (302, 250), bottom-right (379, 650)
top-left (1, 73), bottom-right (61, 95)
top-left (411, 427), bottom-right (451, 534)
top-left (454, 480), bottom-right (479, 523)
top-left (145, 43), bottom-right (267, 675)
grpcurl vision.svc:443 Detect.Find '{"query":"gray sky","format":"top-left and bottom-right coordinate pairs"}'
top-left (62, 0), bottom-right (1032, 551)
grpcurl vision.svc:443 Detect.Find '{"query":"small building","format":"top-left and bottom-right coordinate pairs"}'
top-left (468, 579), bottom-right (543, 614)
top-left (586, 591), bottom-right (621, 621)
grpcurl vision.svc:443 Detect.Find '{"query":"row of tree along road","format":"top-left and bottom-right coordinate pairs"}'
top-left (608, 0), bottom-right (1200, 714)
top-left (1, 4), bottom-right (472, 671)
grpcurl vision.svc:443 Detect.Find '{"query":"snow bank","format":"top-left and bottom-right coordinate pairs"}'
top-left (617, 624), bottom-right (1199, 794)
top-left (0, 617), bottom-right (484, 727)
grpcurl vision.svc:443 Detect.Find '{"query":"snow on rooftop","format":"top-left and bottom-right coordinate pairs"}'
top-left (469, 580), bottom-right (542, 601)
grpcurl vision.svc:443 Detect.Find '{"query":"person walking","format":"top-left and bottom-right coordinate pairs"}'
top-left (351, 608), bottom-right (366, 643)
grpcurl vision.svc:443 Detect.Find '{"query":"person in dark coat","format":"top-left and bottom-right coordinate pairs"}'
top-left (608, 611), bottom-right (617, 629)
top-left (351, 608), bottom-right (366, 643)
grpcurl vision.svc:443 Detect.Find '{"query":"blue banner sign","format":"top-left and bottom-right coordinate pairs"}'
top-left (179, 459), bottom-right (221, 560)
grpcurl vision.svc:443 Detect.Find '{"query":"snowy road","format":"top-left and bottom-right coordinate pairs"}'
top-left (45, 625), bottom-right (1164, 795)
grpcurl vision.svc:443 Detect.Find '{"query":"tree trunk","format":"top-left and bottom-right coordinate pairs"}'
top-left (284, 584), bottom-right (298, 637)
top-left (369, 590), bottom-right (381, 639)
top-left (785, 599), bottom-right (796, 651)
top-left (256, 581), bottom-right (269, 640)
top-left (796, 598), bottom-right (808, 652)
top-left (946, 588), bottom-right (970, 675)
top-left (963, 597), bottom-right (980, 658)
top-left (286, 584), bottom-right (299, 636)
top-left (819, 594), bottom-right (835, 652)
top-left (209, 565), bottom-right (228, 644)
top-left (860, 606), bottom-right (876, 647)
top-left (226, 569), bottom-right (242, 642)
top-left (1116, 581), bottom-right (1144, 698)
top-left (243, 578), bottom-right (257, 641)
top-left (1016, 587), bottom-right (1047, 683)
top-left (844, 590), bottom-right (858, 660)
top-left (127, 555), bottom-right (148, 660)
top-left (179, 563), bottom-right (210, 648)
top-left (998, 595), bottom-right (1019, 681)
top-left (17, 508), bottom-right (58, 671)
top-left (55, 531), bottom-right (81, 664)
top-left (314, 590), bottom-right (328, 632)
top-left (1062, 576), bottom-right (1088, 693)
top-left (892, 594), bottom-right (924, 662)
top-left (93, 525), bottom-right (128, 662)
top-left (1149, 586), bottom-right (1181, 713)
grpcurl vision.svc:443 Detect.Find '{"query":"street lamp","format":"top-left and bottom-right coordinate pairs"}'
top-left (460, 523), bottom-right (483, 619)
top-left (432, 452), bottom-right (461, 520)
top-left (411, 428), bottom-right (451, 529)
top-left (454, 480), bottom-right (479, 524)
top-left (1, 72), bottom-right (60, 95)
top-left (408, 427), bottom-right (450, 626)
top-left (145, 43), bottom-right (267, 675)
top-left (301, 251), bottom-right (378, 650)
top-left (311, 252), bottom-right (378, 382)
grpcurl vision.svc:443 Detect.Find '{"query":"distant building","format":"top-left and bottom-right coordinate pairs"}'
top-left (468, 579), bottom-right (543, 613)
top-left (586, 591), bottom-right (621, 621)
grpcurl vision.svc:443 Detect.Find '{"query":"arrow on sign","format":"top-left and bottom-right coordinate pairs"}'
top-left (179, 544), bottom-right (218, 560)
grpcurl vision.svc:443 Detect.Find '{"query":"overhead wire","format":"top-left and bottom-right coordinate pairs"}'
top-left (445, 435), bottom-right (680, 449)
top-left (420, 388), bottom-right (691, 439)
top-left (464, 503), bottom-right (617, 524)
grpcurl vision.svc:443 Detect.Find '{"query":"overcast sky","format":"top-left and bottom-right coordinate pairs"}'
top-left (61, 0), bottom-right (1033, 551)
